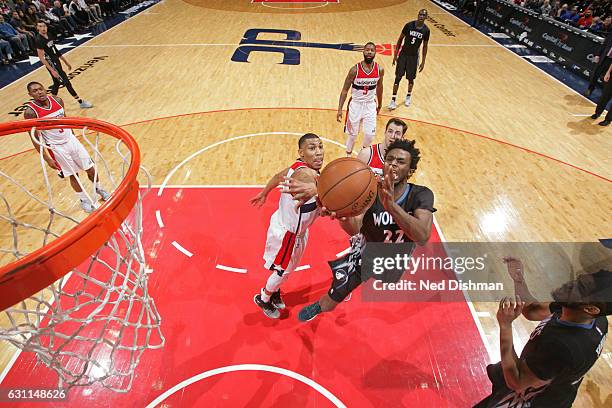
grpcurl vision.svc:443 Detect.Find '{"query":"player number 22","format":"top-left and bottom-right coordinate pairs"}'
top-left (384, 230), bottom-right (405, 243)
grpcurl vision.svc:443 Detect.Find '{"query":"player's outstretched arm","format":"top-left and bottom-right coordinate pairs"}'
top-left (249, 167), bottom-right (289, 208)
top-left (355, 146), bottom-right (372, 164)
top-left (497, 296), bottom-right (549, 392)
top-left (337, 66), bottom-right (357, 122)
top-left (284, 168), bottom-right (318, 207)
top-left (379, 174), bottom-right (432, 245)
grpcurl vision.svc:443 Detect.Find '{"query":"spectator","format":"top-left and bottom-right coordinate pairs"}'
top-left (541, 0), bottom-right (552, 15)
top-left (558, 3), bottom-right (570, 19)
top-left (0, 38), bottom-right (15, 64)
top-left (0, 14), bottom-right (30, 58)
top-left (68, 0), bottom-right (91, 27)
top-left (23, 5), bottom-right (39, 28)
top-left (51, 1), bottom-right (77, 32)
top-left (601, 15), bottom-right (612, 36)
top-left (98, 0), bottom-right (114, 17)
top-left (0, 0), bottom-right (11, 16)
top-left (76, 0), bottom-right (102, 23)
top-left (26, 5), bottom-right (62, 36)
top-left (14, 0), bottom-right (29, 13)
top-left (563, 6), bottom-right (581, 25)
top-left (42, 3), bottom-right (74, 36)
top-left (16, 9), bottom-right (36, 32)
top-left (9, 10), bottom-right (35, 51)
top-left (578, 9), bottom-right (594, 28)
top-left (51, 0), bottom-right (77, 32)
top-left (82, 0), bottom-right (103, 22)
top-left (590, 16), bottom-right (604, 33)
top-left (550, 0), bottom-right (561, 17)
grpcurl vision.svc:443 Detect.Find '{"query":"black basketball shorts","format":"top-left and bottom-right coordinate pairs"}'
top-left (395, 53), bottom-right (419, 81)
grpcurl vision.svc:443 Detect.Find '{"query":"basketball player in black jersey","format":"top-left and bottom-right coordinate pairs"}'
top-left (35, 21), bottom-right (92, 109)
top-left (474, 258), bottom-right (611, 408)
top-left (388, 9), bottom-right (430, 110)
top-left (295, 139), bottom-right (436, 321)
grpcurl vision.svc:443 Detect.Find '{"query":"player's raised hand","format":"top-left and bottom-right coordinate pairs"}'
top-left (503, 257), bottom-right (525, 283)
top-left (280, 176), bottom-right (318, 209)
top-left (336, 110), bottom-right (343, 123)
top-left (496, 295), bottom-right (525, 326)
top-left (249, 191), bottom-right (267, 208)
top-left (379, 170), bottom-right (395, 211)
top-left (318, 202), bottom-right (347, 221)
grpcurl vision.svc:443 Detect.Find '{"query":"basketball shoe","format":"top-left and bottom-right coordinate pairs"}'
top-left (405, 94), bottom-right (412, 107)
top-left (388, 99), bottom-right (397, 110)
top-left (298, 302), bottom-right (322, 322)
top-left (80, 199), bottom-right (95, 213)
top-left (97, 188), bottom-right (110, 201)
top-left (270, 290), bottom-right (285, 309)
top-left (254, 294), bottom-right (280, 319)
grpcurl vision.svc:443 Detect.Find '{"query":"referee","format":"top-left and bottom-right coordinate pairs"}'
top-left (388, 9), bottom-right (430, 110)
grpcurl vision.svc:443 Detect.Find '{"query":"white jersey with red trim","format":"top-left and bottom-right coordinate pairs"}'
top-left (275, 159), bottom-right (320, 235)
top-left (350, 62), bottom-right (380, 104)
top-left (367, 143), bottom-right (386, 177)
top-left (26, 96), bottom-right (74, 145)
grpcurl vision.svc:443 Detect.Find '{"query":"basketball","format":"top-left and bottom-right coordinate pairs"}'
top-left (317, 157), bottom-right (378, 217)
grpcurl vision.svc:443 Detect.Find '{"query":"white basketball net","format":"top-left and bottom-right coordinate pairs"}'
top-left (0, 126), bottom-right (164, 392)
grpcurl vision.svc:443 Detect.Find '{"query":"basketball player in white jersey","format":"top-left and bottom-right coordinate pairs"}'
top-left (284, 118), bottom-right (408, 208)
top-left (23, 81), bottom-right (109, 213)
top-left (337, 42), bottom-right (384, 156)
top-left (250, 133), bottom-right (324, 319)
top-left (356, 117), bottom-right (408, 177)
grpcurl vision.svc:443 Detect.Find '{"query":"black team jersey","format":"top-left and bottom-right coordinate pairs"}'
top-left (482, 303), bottom-right (609, 407)
top-left (360, 183), bottom-right (435, 245)
top-left (399, 21), bottom-right (430, 56)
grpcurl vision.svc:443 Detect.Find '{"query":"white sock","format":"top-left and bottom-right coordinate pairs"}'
top-left (264, 271), bottom-right (287, 298)
top-left (345, 133), bottom-right (357, 155)
top-left (77, 191), bottom-right (89, 202)
top-left (94, 181), bottom-right (102, 191)
top-left (260, 288), bottom-right (271, 302)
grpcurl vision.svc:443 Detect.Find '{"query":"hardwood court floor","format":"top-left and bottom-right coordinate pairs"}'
top-left (0, 0), bottom-right (610, 406)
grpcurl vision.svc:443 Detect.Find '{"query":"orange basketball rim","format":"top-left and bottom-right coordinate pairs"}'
top-left (0, 117), bottom-right (141, 311)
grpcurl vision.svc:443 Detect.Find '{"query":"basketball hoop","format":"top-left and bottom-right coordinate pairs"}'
top-left (0, 118), bottom-right (164, 392)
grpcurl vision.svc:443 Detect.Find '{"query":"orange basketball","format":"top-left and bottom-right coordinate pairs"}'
top-left (317, 157), bottom-right (378, 217)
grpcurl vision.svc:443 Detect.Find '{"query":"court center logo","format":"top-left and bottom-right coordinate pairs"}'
top-left (232, 26), bottom-right (455, 65)
top-left (231, 28), bottom-right (362, 65)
